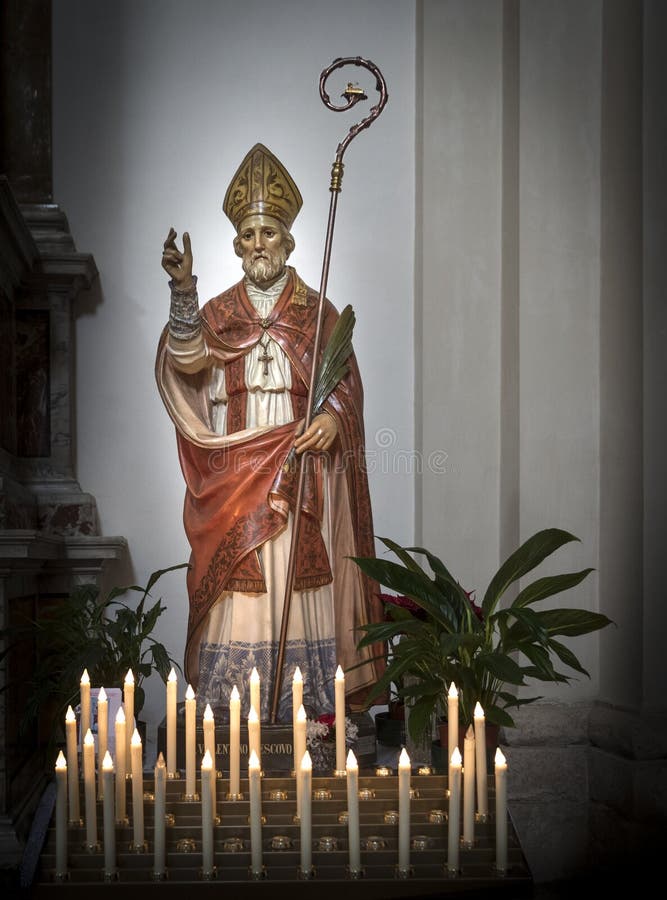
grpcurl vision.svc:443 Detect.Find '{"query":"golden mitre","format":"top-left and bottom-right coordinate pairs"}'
top-left (223, 143), bottom-right (303, 232)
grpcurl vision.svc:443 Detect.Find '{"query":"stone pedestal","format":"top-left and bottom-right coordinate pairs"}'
top-left (156, 710), bottom-right (377, 775)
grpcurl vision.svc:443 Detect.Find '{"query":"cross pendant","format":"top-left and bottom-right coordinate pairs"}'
top-left (258, 339), bottom-right (273, 377)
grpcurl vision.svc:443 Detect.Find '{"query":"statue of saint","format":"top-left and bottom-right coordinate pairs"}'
top-left (156, 143), bottom-right (383, 722)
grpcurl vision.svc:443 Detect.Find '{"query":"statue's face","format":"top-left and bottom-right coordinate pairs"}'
top-left (235, 214), bottom-right (292, 287)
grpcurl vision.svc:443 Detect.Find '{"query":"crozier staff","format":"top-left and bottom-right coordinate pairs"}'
top-left (156, 143), bottom-right (382, 722)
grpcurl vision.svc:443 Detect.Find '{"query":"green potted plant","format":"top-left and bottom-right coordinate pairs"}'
top-left (2, 563), bottom-right (187, 748)
top-left (350, 529), bottom-right (613, 751)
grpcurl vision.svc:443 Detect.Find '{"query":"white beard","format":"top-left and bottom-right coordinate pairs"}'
top-left (242, 247), bottom-right (288, 287)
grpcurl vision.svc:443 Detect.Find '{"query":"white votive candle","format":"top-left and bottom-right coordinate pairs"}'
top-left (82, 729), bottom-right (97, 847)
top-left (124, 669), bottom-right (135, 763)
top-left (250, 667), bottom-right (261, 721)
top-left (447, 682), bottom-right (459, 765)
top-left (335, 665), bottom-right (346, 772)
top-left (184, 684), bottom-right (196, 797)
top-left (229, 685), bottom-right (241, 796)
top-left (114, 707), bottom-right (126, 822)
top-left (346, 749), bottom-right (361, 874)
top-left (166, 668), bottom-right (178, 776)
top-left (248, 749), bottom-right (263, 876)
top-left (463, 724), bottom-right (476, 846)
top-left (292, 667), bottom-right (303, 771)
top-left (65, 706), bottom-right (80, 823)
top-left (55, 751), bottom-right (67, 876)
top-left (97, 686), bottom-right (108, 799)
top-left (201, 749), bottom-right (214, 876)
top-left (474, 702), bottom-right (488, 818)
top-left (102, 751), bottom-right (116, 875)
top-left (398, 746), bottom-right (411, 872)
top-left (299, 750), bottom-right (313, 874)
top-left (448, 747), bottom-right (462, 873)
top-left (79, 669), bottom-right (90, 749)
top-left (131, 727), bottom-right (144, 847)
top-left (153, 753), bottom-right (167, 877)
top-left (295, 705), bottom-right (307, 818)
top-left (495, 748), bottom-right (508, 872)
top-left (248, 705), bottom-right (260, 771)
top-left (203, 704), bottom-right (216, 817)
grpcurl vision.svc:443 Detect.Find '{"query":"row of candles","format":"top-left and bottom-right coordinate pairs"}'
top-left (52, 669), bottom-right (509, 880)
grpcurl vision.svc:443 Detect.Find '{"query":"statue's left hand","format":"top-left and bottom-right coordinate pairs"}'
top-left (294, 412), bottom-right (338, 454)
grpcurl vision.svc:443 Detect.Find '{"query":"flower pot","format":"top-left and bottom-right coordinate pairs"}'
top-left (430, 739), bottom-right (448, 773)
top-left (375, 709), bottom-right (406, 748)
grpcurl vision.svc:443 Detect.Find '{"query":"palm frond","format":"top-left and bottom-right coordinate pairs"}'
top-left (311, 304), bottom-right (355, 414)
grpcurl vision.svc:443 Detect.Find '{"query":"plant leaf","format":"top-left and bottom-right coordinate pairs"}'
top-left (349, 556), bottom-right (455, 631)
top-left (547, 638), bottom-right (591, 676)
top-left (476, 652), bottom-right (526, 685)
top-left (512, 569), bottom-right (595, 609)
top-left (535, 608), bottom-right (614, 637)
top-left (482, 528), bottom-right (581, 616)
top-left (311, 304), bottom-right (355, 414)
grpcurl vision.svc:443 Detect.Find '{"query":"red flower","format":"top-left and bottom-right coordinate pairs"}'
top-left (467, 589), bottom-right (484, 622)
top-left (317, 713), bottom-right (336, 729)
top-left (377, 592), bottom-right (428, 621)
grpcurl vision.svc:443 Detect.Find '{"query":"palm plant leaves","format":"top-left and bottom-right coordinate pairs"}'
top-left (350, 530), bottom-right (612, 746)
top-left (482, 528), bottom-right (581, 616)
top-left (311, 304), bottom-right (355, 415)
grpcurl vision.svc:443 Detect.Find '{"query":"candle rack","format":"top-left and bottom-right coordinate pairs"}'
top-left (32, 770), bottom-right (532, 897)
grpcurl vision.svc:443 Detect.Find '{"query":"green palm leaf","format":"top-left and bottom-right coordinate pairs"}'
top-left (311, 304), bottom-right (355, 414)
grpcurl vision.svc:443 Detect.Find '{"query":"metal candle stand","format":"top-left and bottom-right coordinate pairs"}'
top-left (34, 770), bottom-right (532, 897)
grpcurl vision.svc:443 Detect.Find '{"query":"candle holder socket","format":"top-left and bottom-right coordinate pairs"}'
top-left (199, 866), bottom-right (217, 881)
top-left (346, 866), bottom-right (364, 880)
top-left (226, 791), bottom-right (244, 801)
top-left (82, 841), bottom-right (101, 854)
top-left (417, 766), bottom-right (434, 776)
top-left (411, 835), bottom-right (432, 851)
top-left (460, 838), bottom-right (475, 850)
top-left (313, 788), bottom-right (332, 800)
top-left (167, 771), bottom-right (180, 779)
top-left (445, 864), bottom-right (461, 878)
top-left (475, 811), bottom-right (490, 823)
top-left (409, 787), bottom-right (420, 799)
top-left (223, 836), bottom-right (245, 852)
top-left (363, 835), bottom-right (387, 852)
top-left (175, 838), bottom-right (196, 853)
top-left (102, 869), bottom-right (120, 882)
top-left (268, 789), bottom-right (288, 801)
top-left (115, 816), bottom-right (129, 827)
top-left (358, 788), bottom-right (375, 800)
top-left (165, 813), bottom-right (176, 827)
top-left (151, 870), bottom-right (169, 881)
top-left (375, 766), bottom-right (392, 777)
top-left (129, 840), bottom-right (149, 854)
top-left (333, 769), bottom-right (347, 778)
top-left (182, 792), bottom-right (200, 802)
top-left (67, 818), bottom-right (83, 828)
top-left (247, 814), bottom-right (267, 825)
top-left (383, 809), bottom-right (399, 825)
top-left (53, 871), bottom-right (70, 883)
top-left (143, 791), bottom-right (155, 801)
top-left (297, 865), bottom-right (316, 880)
top-left (213, 814), bottom-right (221, 826)
top-left (428, 809), bottom-right (447, 824)
top-left (337, 810), bottom-right (349, 824)
top-left (492, 862), bottom-right (508, 877)
top-left (271, 834), bottom-right (293, 850)
top-left (248, 865), bottom-right (267, 880)
top-left (395, 865), bottom-right (414, 880)
top-left (316, 835), bottom-right (338, 851)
